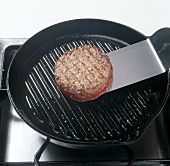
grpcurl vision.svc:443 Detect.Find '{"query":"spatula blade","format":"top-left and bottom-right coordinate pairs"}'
top-left (106, 39), bottom-right (165, 92)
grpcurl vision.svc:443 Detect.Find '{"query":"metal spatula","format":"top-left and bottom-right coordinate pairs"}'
top-left (106, 28), bottom-right (170, 92)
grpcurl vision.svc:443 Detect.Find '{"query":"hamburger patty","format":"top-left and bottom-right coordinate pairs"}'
top-left (54, 45), bottom-right (113, 102)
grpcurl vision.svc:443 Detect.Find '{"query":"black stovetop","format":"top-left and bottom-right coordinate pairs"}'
top-left (0, 39), bottom-right (170, 166)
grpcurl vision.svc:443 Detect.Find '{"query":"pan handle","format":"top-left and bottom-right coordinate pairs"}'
top-left (150, 28), bottom-right (170, 71)
top-left (34, 138), bottom-right (50, 166)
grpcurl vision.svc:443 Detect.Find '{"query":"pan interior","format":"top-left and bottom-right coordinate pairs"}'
top-left (10, 34), bottom-right (168, 144)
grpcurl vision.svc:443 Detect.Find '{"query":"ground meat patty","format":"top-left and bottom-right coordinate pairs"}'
top-left (54, 45), bottom-right (113, 102)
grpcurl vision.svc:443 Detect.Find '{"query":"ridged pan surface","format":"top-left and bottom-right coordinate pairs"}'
top-left (7, 19), bottom-right (170, 146)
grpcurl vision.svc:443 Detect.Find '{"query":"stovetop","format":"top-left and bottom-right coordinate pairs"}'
top-left (0, 39), bottom-right (170, 165)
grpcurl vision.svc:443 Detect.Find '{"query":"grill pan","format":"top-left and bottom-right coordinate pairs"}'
top-left (7, 19), bottom-right (170, 148)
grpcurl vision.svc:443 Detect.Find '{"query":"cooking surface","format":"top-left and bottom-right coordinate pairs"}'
top-left (0, 44), bottom-right (170, 165)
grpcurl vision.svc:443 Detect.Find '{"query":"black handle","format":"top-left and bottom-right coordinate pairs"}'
top-left (150, 28), bottom-right (170, 70)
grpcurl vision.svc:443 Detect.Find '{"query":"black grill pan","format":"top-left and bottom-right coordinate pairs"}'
top-left (7, 19), bottom-right (170, 148)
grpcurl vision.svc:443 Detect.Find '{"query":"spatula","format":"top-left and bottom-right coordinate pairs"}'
top-left (106, 28), bottom-right (170, 92)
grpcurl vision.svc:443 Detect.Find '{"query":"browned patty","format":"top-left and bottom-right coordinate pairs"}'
top-left (54, 45), bottom-right (113, 102)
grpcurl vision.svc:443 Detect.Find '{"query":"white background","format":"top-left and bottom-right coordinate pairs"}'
top-left (0, 0), bottom-right (170, 38)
